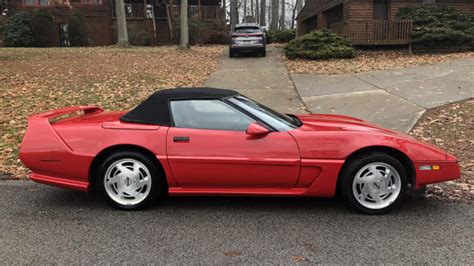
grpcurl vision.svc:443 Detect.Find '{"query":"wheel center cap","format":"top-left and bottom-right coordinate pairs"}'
top-left (124, 177), bottom-right (132, 186)
top-left (373, 182), bottom-right (381, 190)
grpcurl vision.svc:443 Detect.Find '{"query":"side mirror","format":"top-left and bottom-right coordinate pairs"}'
top-left (246, 122), bottom-right (270, 135)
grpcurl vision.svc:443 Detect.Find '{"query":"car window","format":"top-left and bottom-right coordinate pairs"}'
top-left (234, 26), bottom-right (261, 33)
top-left (170, 100), bottom-right (255, 131)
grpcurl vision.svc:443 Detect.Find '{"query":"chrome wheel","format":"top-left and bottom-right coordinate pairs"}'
top-left (352, 162), bottom-right (401, 210)
top-left (104, 158), bottom-right (152, 206)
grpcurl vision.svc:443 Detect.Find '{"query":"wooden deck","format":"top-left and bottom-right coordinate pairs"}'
top-left (331, 19), bottom-right (413, 45)
top-left (169, 5), bottom-right (224, 20)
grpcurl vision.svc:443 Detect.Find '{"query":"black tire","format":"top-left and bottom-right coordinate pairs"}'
top-left (229, 49), bottom-right (236, 58)
top-left (340, 153), bottom-right (408, 214)
top-left (261, 48), bottom-right (266, 57)
top-left (96, 151), bottom-right (163, 210)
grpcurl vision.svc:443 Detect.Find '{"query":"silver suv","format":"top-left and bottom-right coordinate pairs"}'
top-left (229, 23), bottom-right (267, 58)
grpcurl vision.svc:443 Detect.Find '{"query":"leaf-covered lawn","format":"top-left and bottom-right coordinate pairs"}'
top-left (0, 46), bottom-right (225, 178)
top-left (410, 99), bottom-right (474, 202)
top-left (285, 50), bottom-right (474, 74)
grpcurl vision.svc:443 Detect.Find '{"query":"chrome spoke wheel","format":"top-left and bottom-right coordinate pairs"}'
top-left (104, 158), bottom-right (152, 206)
top-left (352, 162), bottom-right (401, 210)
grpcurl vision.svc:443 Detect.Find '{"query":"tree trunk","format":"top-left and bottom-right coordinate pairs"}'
top-left (244, 0), bottom-right (247, 22)
top-left (255, 0), bottom-right (259, 24)
top-left (291, 0), bottom-right (298, 29)
top-left (230, 0), bottom-right (238, 29)
top-left (280, 0), bottom-right (285, 30)
top-left (180, 0), bottom-right (189, 49)
top-left (251, 0), bottom-right (254, 18)
top-left (260, 0), bottom-right (266, 26)
top-left (270, 0), bottom-right (278, 30)
top-left (115, 0), bottom-right (130, 47)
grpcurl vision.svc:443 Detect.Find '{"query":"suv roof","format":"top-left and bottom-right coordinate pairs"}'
top-left (235, 23), bottom-right (261, 28)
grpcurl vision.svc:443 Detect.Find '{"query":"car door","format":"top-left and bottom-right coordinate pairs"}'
top-left (166, 99), bottom-right (300, 188)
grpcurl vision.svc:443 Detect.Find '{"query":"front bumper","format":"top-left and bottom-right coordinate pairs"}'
top-left (414, 161), bottom-right (461, 189)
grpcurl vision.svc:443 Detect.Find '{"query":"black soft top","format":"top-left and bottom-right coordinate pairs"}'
top-left (120, 87), bottom-right (239, 126)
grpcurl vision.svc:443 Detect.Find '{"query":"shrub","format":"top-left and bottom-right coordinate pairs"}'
top-left (173, 17), bottom-right (229, 45)
top-left (32, 9), bottom-right (54, 47)
top-left (2, 12), bottom-right (35, 47)
top-left (284, 29), bottom-right (356, 60)
top-left (67, 12), bottom-right (88, 46)
top-left (267, 29), bottom-right (296, 43)
top-left (129, 29), bottom-right (155, 46)
top-left (396, 5), bottom-right (474, 50)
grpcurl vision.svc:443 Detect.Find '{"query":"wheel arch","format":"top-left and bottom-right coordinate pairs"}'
top-left (336, 145), bottom-right (416, 195)
top-left (89, 144), bottom-right (168, 193)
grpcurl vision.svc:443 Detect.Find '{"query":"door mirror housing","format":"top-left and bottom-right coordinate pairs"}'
top-left (246, 122), bottom-right (270, 135)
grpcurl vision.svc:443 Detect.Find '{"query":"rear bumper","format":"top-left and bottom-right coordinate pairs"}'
top-left (230, 44), bottom-right (264, 50)
top-left (414, 161), bottom-right (461, 189)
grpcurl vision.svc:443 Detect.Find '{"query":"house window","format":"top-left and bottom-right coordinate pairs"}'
top-left (24, 0), bottom-right (66, 5)
top-left (81, 0), bottom-right (103, 4)
top-left (373, 0), bottom-right (390, 20)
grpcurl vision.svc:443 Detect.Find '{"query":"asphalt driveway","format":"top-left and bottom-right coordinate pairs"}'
top-left (1, 180), bottom-right (473, 264)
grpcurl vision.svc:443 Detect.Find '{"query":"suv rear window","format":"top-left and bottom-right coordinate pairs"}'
top-left (234, 27), bottom-right (261, 33)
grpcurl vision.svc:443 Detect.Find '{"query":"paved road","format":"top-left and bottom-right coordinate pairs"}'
top-left (1, 180), bottom-right (473, 264)
top-left (204, 46), bottom-right (308, 114)
top-left (292, 57), bottom-right (474, 132)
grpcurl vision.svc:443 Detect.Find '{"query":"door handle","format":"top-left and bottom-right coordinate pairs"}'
top-left (173, 136), bottom-right (190, 143)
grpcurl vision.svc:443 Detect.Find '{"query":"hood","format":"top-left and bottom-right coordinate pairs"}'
top-left (296, 114), bottom-right (401, 135)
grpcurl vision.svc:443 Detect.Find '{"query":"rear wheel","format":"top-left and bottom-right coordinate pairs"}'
top-left (229, 49), bottom-right (236, 58)
top-left (341, 153), bottom-right (407, 214)
top-left (261, 48), bottom-right (266, 57)
top-left (97, 151), bottom-right (162, 210)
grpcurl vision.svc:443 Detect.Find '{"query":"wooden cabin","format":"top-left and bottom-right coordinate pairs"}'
top-left (296, 0), bottom-right (474, 46)
top-left (1, 0), bottom-right (225, 46)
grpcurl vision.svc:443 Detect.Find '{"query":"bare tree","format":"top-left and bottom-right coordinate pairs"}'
top-left (291, 0), bottom-right (297, 29)
top-left (296, 0), bottom-right (303, 13)
top-left (250, 0), bottom-right (254, 18)
top-left (260, 0), bottom-right (266, 26)
top-left (270, 0), bottom-right (278, 30)
top-left (230, 0), bottom-right (239, 29)
top-left (280, 0), bottom-right (285, 30)
top-left (244, 0), bottom-right (247, 22)
top-left (115, 0), bottom-right (130, 47)
top-left (255, 0), bottom-right (259, 24)
top-left (180, 0), bottom-right (189, 49)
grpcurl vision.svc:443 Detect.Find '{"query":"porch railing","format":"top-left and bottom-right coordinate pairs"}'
top-left (169, 5), bottom-right (224, 20)
top-left (112, 3), bottom-right (146, 19)
top-left (331, 19), bottom-right (413, 45)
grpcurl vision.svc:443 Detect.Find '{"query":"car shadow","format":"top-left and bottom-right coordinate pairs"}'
top-left (35, 185), bottom-right (445, 217)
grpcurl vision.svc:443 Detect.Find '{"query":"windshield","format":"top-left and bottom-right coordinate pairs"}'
top-left (234, 27), bottom-right (261, 34)
top-left (228, 95), bottom-right (301, 131)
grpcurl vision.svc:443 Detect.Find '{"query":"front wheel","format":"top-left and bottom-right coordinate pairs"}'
top-left (97, 151), bottom-right (162, 210)
top-left (341, 153), bottom-right (408, 214)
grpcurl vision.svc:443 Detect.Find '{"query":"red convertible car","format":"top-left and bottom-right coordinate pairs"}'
top-left (20, 88), bottom-right (460, 213)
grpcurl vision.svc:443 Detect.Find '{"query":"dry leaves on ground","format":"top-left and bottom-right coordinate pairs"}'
top-left (0, 45), bottom-right (225, 178)
top-left (285, 50), bottom-right (474, 74)
top-left (410, 99), bottom-right (474, 202)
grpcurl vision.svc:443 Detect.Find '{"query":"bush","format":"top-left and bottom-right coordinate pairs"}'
top-left (397, 5), bottom-right (474, 50)
top-left (129, 29), bottom-right (155, 46)
top-left (267, 29), bottom-right (296, 43)
top-left (2, 12), bottom-right (35, 47)
top-left (67, 12), bottom-right (88, 46)
top-left (173, 17), bottom-right (229, 45)
top-left (284, 29), bottom-right (356, 60)
top-left (32, 9), bottom-right (54, 47)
